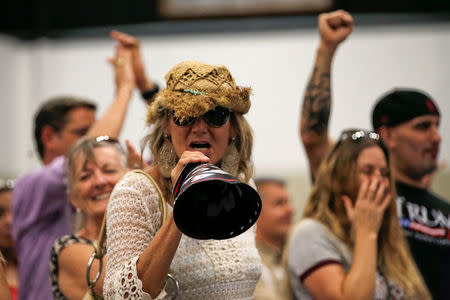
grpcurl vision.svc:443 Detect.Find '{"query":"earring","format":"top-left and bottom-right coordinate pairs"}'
top-left (221, 137), bottom-right (239, 176)
top-left (159, 134), bottom-right (177, 178)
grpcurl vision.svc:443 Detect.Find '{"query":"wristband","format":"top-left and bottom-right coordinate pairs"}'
top-left (141, 84), bottom-right (160, 103)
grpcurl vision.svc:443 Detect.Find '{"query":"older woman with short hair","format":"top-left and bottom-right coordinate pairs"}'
top-left (50, 137), bottom-right (128, 299)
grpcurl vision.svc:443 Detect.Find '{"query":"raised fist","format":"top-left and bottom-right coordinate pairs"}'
top-left (318, 10), bottom-right (354, 50)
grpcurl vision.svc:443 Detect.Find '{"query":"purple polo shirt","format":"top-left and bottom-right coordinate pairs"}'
top-left (12, 156), bottom-right (74, 300)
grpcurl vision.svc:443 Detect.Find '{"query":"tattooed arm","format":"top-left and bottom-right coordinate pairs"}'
top-left (301, 48), bottom-right (334, 180)
top-left (300, 10), bottom-right (354, 180)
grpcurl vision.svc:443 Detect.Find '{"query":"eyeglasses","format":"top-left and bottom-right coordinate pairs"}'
top-left (171, 106), bottom-right (231, 128)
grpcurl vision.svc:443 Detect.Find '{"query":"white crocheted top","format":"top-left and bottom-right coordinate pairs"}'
top-left (104, 171), bottom-right (262, 300)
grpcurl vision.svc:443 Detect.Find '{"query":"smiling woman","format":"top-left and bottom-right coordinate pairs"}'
top-left (49, 137), bottom-right (128, 300)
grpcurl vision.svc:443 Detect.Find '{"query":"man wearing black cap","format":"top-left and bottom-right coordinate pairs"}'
top-left (372, 89), bottom-right (441, 187)
top-left (371, 89), bottom-right (449, 300)
top-left (300, 10), bottom-right (449, 300)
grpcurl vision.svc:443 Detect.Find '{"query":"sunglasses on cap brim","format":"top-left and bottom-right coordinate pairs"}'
top-left (171, 106), bottom-right (231, 128)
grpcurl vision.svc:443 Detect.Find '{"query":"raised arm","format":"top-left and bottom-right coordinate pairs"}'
top-left (86, 45), bottom-right (136, 139)
top-left (300, 10), bottom-right (353, 180)
top-left (110, 30), bottom-right (159, 103)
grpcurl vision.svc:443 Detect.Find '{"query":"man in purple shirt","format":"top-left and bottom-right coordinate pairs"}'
top-left (11, 43), bottom-right (141, 299)
top-left (12, 97), bottom-right (98, 300)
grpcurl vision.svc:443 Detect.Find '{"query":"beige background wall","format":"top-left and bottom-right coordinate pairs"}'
top-left (0, 19), bottom-right (449, 218)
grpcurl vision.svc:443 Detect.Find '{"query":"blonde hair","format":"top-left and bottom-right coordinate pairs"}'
top-left (65, 137), bottom-right (126, 193)
top-left (142, 110), bottom-right (254, 204)
top-left (65, 137), bottom-right (127, 231)
top-left (301, 130), bottom-right (430, 299)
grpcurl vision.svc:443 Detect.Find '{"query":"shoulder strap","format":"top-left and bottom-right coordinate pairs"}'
top-left (131, 169), bottom-right (168, 225)
top-left (94, 169), bottom-right (168, 256)
top-left (92, 212), bottom-right (107, 258)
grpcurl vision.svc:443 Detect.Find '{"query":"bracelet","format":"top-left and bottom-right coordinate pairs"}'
top-left (141, 84), bottom-right (160, 103)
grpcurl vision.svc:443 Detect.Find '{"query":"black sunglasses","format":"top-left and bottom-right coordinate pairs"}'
top-left (171, 106), bottom-right (231, 128)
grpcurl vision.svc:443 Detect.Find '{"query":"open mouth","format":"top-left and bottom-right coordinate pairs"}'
top-left (190, 142), bottom-right (211, 150)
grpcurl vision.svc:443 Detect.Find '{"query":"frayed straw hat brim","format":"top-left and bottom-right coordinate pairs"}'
top-left (147, 86), bottom-right (251, 124)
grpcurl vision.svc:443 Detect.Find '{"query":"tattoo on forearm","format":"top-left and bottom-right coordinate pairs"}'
top-left (302, 67), bottom-right (331, 135)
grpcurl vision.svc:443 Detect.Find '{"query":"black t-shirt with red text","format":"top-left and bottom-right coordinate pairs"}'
top-left (396, 181), bottom-right (450, 300)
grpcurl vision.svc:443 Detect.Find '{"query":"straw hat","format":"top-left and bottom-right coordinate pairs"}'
top-left (147, 61), bottom-right (251, 124)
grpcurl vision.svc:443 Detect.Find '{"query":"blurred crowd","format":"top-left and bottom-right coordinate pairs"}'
top-left (1, 9), bottom-right (448, 300)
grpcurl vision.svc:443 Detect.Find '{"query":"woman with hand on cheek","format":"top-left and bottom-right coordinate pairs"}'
top-left (285, 129), bottom-right (430, 300)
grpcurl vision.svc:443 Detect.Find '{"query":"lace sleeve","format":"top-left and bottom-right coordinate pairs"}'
top-left (103, 171), bottom-right (166, 300)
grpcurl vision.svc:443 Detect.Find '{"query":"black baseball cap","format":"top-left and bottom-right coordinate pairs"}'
top-left (372, 88), bottom-right (440, 131)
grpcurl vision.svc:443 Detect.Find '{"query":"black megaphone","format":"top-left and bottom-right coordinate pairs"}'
top-left (172, 163), bottom-right (261, 240)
